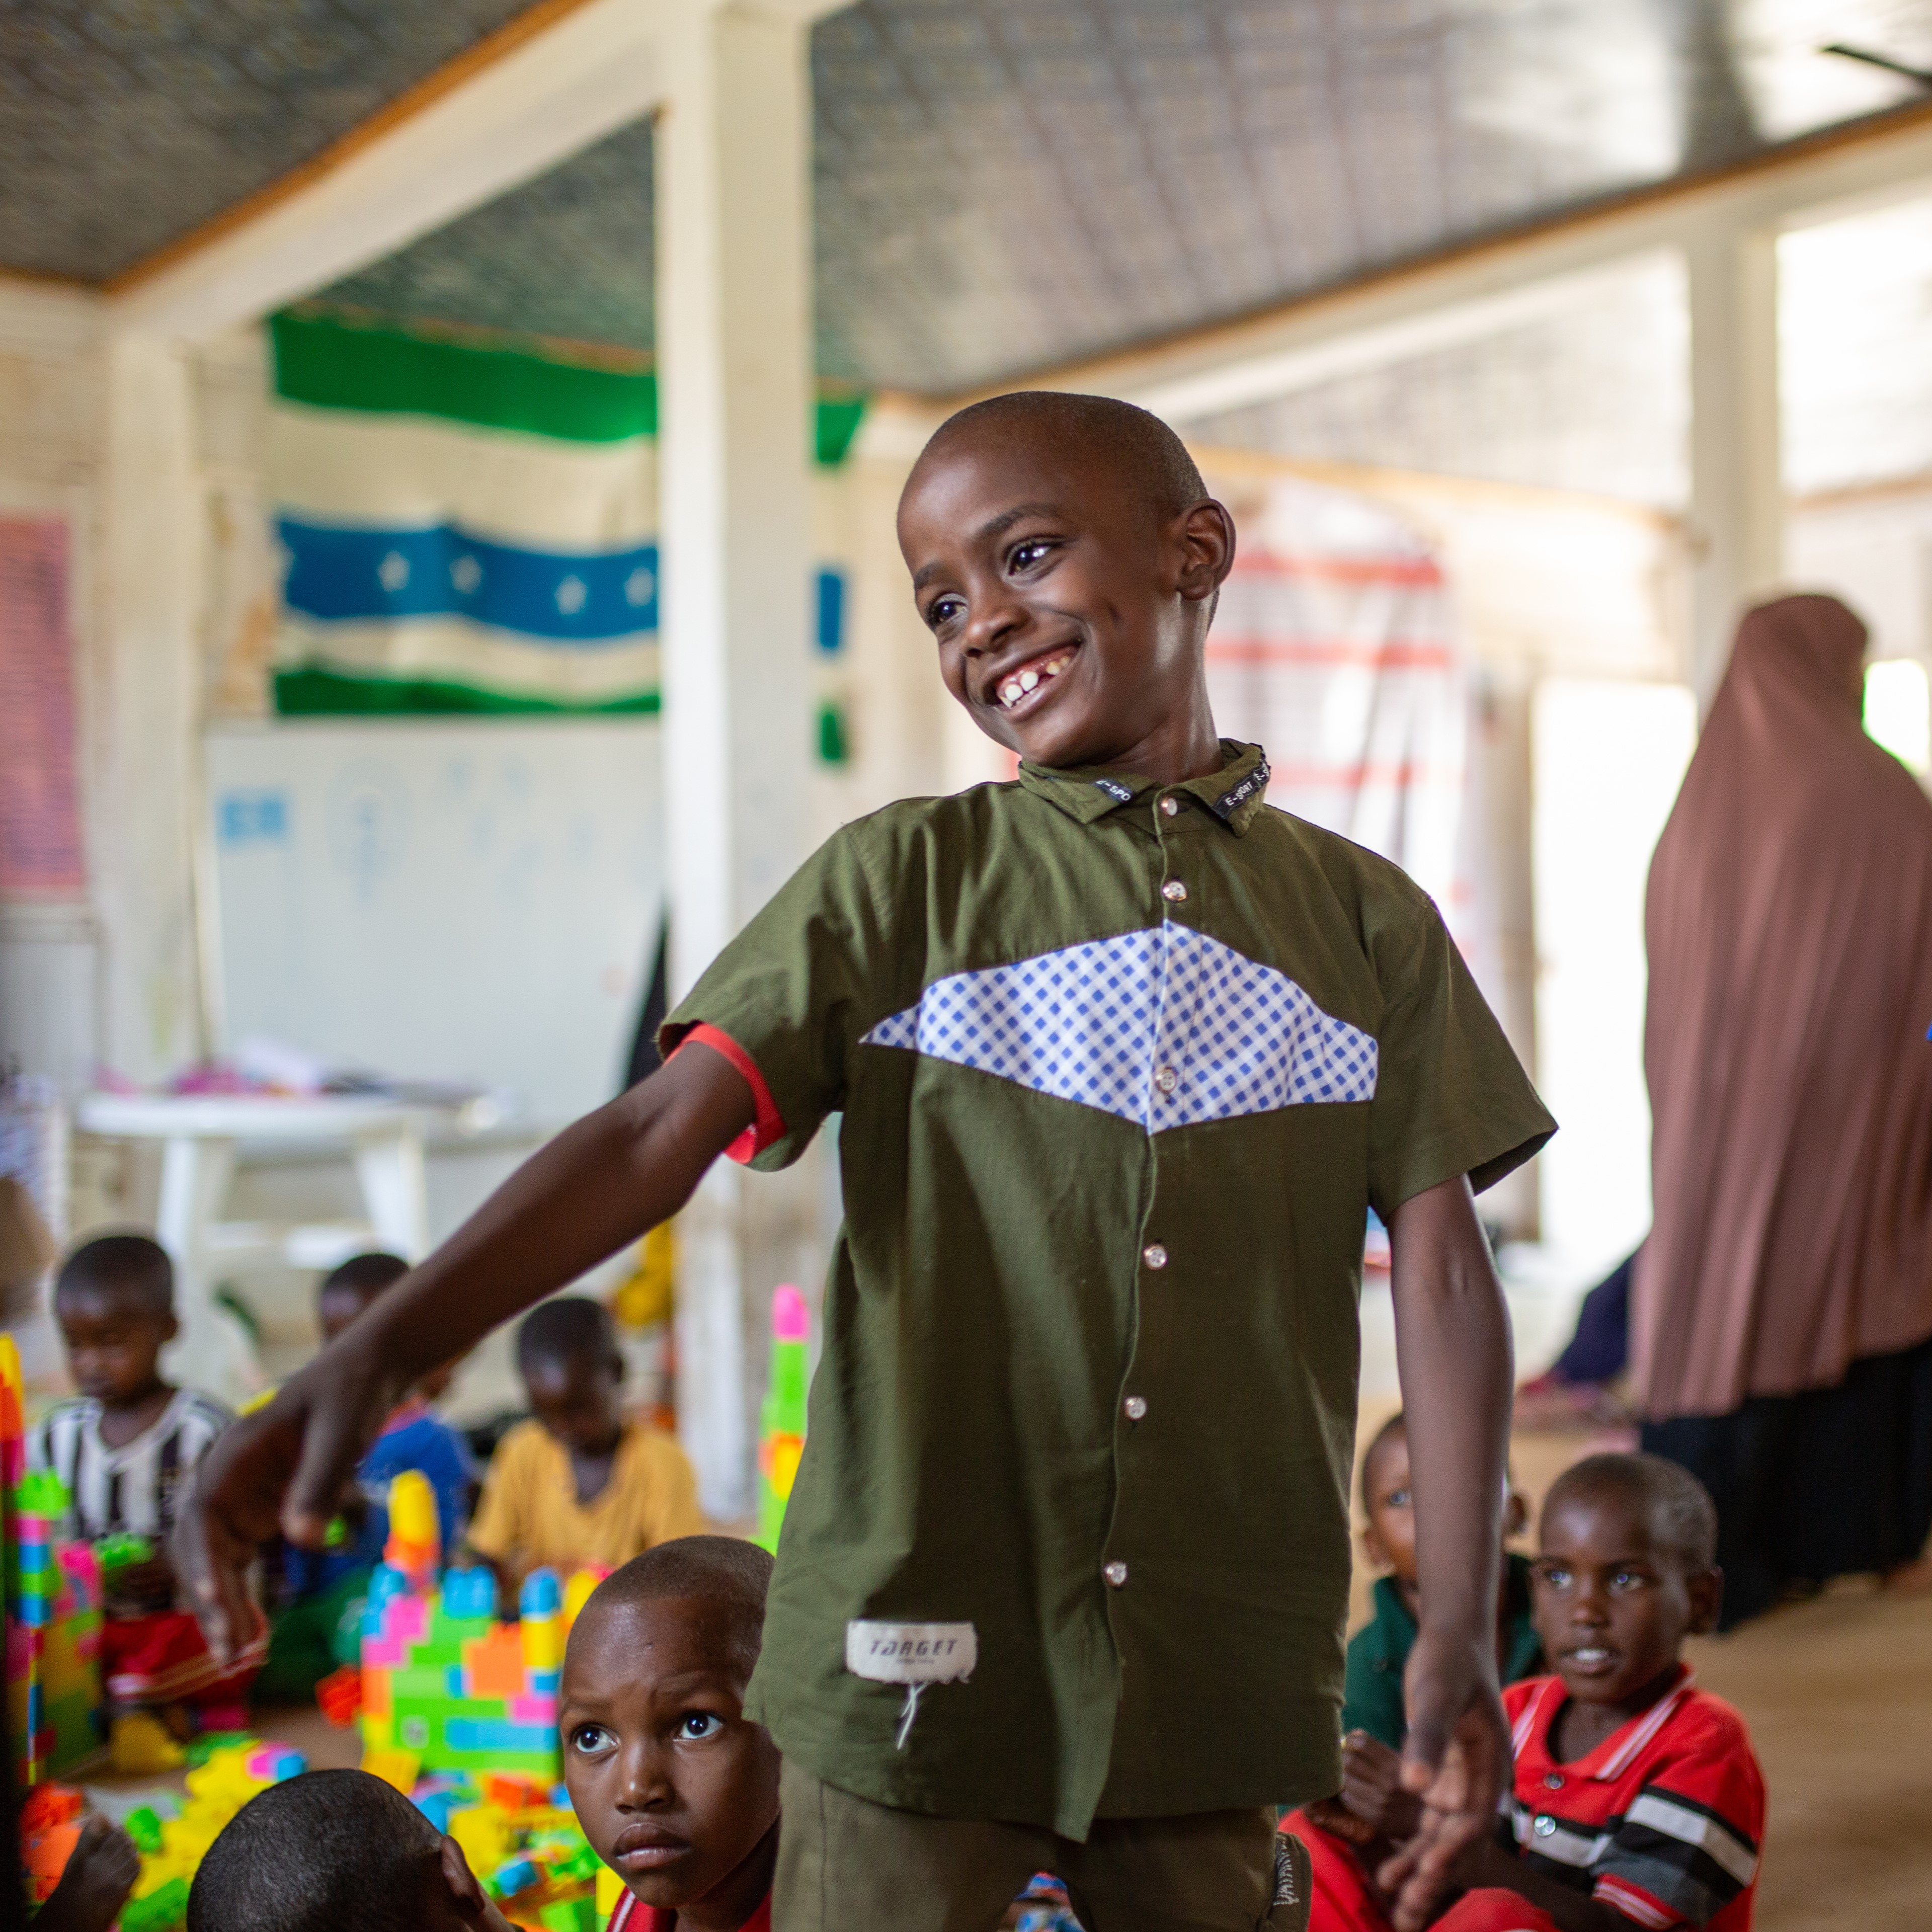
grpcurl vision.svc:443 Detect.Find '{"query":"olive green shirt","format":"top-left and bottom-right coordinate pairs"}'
top-left (664, 741), bottom-right (1553, 1839)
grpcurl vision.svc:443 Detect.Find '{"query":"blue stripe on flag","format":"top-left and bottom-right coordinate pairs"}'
top-left (278, 518), bottom-right (658, 642)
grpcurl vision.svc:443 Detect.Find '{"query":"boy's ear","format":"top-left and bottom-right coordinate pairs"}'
top-left (1685, 1565), bottom-right (1723, 1637)
top-left (1173, 500), bottom-right (1237, 603)
top-left (160, 1310), bottom-right (180, 1346)
top-left (1503, 1489), bottom-right (1528, 1542)
top-left (437, 1835), bottom-right (516, 1932)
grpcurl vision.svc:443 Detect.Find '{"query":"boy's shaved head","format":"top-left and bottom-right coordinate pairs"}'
top-left (188, 1769), bottom-right (454, 1932)
top-left (577, 1534), bottom-right (774, 1678)
top-left (917, 391), bottom-right (1207, 526)
top-left (320, 1251), bottom-right (409, 1306)
top-left (56, 1234), bottom-right (173, 1318)
top-left (1544, 1452), bottom-right (1718, 1570)
top-left (517, 1294), bottom-right (619, 1378)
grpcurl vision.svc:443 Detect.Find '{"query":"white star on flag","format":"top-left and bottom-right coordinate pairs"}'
top-left (450, 555), bottom-right (482, 594)
top-left (377, 550), bottom-right (411, 592)
top-left (555, 575), bottom-right (588, 615)
top-left (625, 567), bottom-right (655, 607)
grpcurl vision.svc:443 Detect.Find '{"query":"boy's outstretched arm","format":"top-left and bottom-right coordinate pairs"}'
top-left (174, 1043), bottom-right (756, 1661)
top-left (1374, 1174), bottom-right (1514, 1932)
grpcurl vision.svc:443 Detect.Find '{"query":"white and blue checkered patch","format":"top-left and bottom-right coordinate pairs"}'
top-left (861, 924), bottom-right (1377, 1130)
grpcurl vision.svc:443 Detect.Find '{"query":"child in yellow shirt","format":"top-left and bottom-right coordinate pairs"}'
top-left (462, 1298), bottom-right (704, 1601)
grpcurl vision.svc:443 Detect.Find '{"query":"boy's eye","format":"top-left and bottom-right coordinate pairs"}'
top-left (1609, 1569), bottom-right (1650, 1592)
top-left (570, 1723), bottom-right (618, 1756)
top-left (1385, 1488), bottom-right (1411, 1510)
top-left (1537, 1565), bottom-right (1572, 1591)
top-left (1009, 540), bottom-right (1052, 571)
top-left (675, 1712), bottom-right (726, 1742)
top-left (926, 595), bottom-right (963, 630)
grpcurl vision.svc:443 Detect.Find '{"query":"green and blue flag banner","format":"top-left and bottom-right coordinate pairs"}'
top-left (268, 308), bottom-right (862, 718)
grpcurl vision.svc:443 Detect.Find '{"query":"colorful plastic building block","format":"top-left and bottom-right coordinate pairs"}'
top-left (755, 1284), bottom-right (809, 1552)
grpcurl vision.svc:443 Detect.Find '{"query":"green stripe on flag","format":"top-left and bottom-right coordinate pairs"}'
top-left (273, 310), bottom-right (656, 443)
top-left (274, 665), bottom-right (661, 717)
top-left (272, 309), bottom-right (869, 463)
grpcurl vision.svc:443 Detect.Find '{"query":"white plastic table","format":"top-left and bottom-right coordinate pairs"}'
top-left (74, 1093), bottom-right (469, 1405)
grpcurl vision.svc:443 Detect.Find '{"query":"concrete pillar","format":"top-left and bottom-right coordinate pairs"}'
top-left (1683, 219), bottom-right (1784, 707)
top-left (656, 1), bottom-right (837, 1518)
top-left (95, 333), bottom-right (205, 1084)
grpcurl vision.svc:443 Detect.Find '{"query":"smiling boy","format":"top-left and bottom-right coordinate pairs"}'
top-left (560, 1538), bottom-right (780, 1932)
top-left (183, 391), bottom-right (1554, 1932)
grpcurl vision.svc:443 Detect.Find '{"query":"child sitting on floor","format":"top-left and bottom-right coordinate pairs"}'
top-left (461, 1297), bottom-right (704, 1603)
top-left (185, 1766), bottom-right (516, 1931)
top-left (259, 1252), bottom-right (477, 1702)
top-left (1299, 1452), bottom-right (1764, 1931)
top-left (1343, 1411), bottom-right (1543, 1751)
top-left (560, 1536), bottom-right (781, 1932)
top-left (1286, 1413), bottom-right (1542, 1873)
top-left (29, 1235), bottom-right (261, 1751)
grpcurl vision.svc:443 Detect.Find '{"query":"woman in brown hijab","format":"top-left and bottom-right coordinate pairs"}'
top-left (1635, 592), bottom-right (1932, 1624)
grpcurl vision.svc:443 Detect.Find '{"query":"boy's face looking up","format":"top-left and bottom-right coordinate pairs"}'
top-left (55, 1281), bottom-right (175, 1411)
top-left (898, 415), bottom-right (1235, 779)
top-left (1532, 1481), bottom-right (1720, 1715)
top-left (560, 1594), bottom-right (779, 1928)
top-left (524, 1350), bottom-right (625, 1458)
top-left (1360, 1427), bottom-right (1418, 1604)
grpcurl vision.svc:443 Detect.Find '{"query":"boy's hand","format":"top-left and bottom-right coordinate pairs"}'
top-left (175, 1045), bottom-right (757, 1662)
top-left (174, 1325), bottom-right (402, 1664)
top-left (1338, 1731), bottom-right (1423, 1841)
top-left (1373, 1628), bottom-right (1510, 1929)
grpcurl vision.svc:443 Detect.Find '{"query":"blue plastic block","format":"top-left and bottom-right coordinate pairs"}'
top-left (415, 1791), bottom-right (458, 1833)
top-left (550, 1783), bottom-right (571, 1810)
top-left (489, 1857), bottom-right (539, 1899)
top-left (441, 1567), bottom-right (497, 1620)
top-left (445, 1719), bottom-right (556, 1754)
top-left (367, 1564), bottom-right (410, 1607)
top-left (527, 1668), bottom-right (560, 1695)
top-left (520, 1569), bottom-right (561, 1618)
top-left (446, 1665), bottom-right (464, 1697)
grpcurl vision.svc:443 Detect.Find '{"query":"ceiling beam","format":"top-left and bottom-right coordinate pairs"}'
top-left (990, 95), bottom-right (1932, 422)
top-left (105, 0), bottom-right (668, 341)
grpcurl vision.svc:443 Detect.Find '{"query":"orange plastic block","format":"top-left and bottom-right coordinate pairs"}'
top-left (362, 1667), bottom-right (392, 1720)
top-left (23, 1820), bottom-right (79, 1899)
top-left (20, 1785), bottom-right (83, 1831)
top-left (316, 1665), bottom-right (363, 1726)
top-left (481, 1772), bottom-right (550, 1812)
top-left (462, 1625), bottom-right (527, 1700)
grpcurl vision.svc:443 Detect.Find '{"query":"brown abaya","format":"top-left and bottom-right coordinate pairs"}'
top-left (1634, 593), bottom-right (1932, 1620)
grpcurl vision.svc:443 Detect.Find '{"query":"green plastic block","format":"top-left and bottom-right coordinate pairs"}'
top-left (183, 1731), bottom-right (256, 1766)
top-left (121, 1875), bottom-right (191, 1931)
top-left (16, 1469), bottom-right (71, 1515)
top-left (125, 1807), bottom-right (165, 1854)
top-left (95, 1530), bottom-right (153, 1571)
top-left (539, 1900), bottom-right (598, 1932)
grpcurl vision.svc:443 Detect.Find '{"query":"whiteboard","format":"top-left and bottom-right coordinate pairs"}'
top-left (205, 720), bottom-right (662, 1126)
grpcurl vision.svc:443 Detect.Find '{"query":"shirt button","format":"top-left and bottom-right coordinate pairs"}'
top-left (1142, 1243), bottom-right (1167, 1269)
top-left (1543, 1772), bottom-right (1564, 1791)
top-left (1103, 1561), bottom-right (1129, 1588)
top-left (1161, 879), bottom-right (1187, 902)
top-left (1160, 796), bottom-right (1180, 818)
top-left (1123, 1396), bottom-right (1147, 1421)
top-left (1532, 1815), bottom-right (1557, 1838)
top-left (1153, 1065), bottom-right (1178, 1095)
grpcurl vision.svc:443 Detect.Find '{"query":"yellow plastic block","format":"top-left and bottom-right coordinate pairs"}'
top-left (109, 1712), bottom-right (185, 1776)
top-left (596, 1866), bottom-right (626, 1916)
top-left (561, 1569), bottom-right (601, 1634)
top-left (362, 1746), bottom-right (422, 1793)
top-left (520, 1615), bottom-right (564, 1672)
top-left (449, 1805), bottom-right (512, 1877)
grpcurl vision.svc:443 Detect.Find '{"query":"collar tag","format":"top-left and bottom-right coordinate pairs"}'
top-left (1093, 778), bottom-right (1135, 803)
top-left (1212, 756), bottom-right (1270, 821)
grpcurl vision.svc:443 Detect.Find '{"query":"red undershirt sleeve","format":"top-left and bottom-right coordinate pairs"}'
top-left (671, 1022), bottom-right (786, 1164)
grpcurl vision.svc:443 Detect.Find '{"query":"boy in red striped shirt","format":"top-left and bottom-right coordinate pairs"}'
top-left (1297, 1453), bottom-right (1763, 1931)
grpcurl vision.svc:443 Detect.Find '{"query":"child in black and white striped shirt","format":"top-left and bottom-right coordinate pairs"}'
top-left (30, 1235), bottom-right (261, 1739)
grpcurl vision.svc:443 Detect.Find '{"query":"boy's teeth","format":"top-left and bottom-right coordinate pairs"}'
top-left (998, 652), bottom-right (1074, 709)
